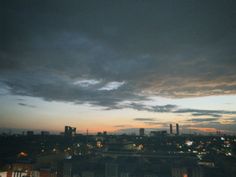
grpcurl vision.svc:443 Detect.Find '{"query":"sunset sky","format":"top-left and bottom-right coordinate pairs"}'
top-left (1, 0), bottom-right (236, 134)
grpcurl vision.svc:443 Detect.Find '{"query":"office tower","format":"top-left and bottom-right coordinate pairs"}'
top-left (170, 124), bottom-right (173, 134)
top-left (64, 126), bottom-right (76, 138)
top-left (176, 124), bottom-right (179, 135)
top-left (139, 128), bottom-right (145, 136)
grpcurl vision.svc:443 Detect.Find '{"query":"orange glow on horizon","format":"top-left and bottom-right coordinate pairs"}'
top-left (190, 127), bottom-right (218, 133)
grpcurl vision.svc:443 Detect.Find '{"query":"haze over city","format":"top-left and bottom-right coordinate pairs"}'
top-left (1, 0), bottom-right (236, 134)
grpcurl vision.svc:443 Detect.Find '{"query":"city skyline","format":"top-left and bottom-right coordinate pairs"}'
top-left (1, 0), bottom-right (236, 134)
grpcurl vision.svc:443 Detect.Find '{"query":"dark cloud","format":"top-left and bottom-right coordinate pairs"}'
top-left (188, 118), bottom-right (219, 122)
top-left (133, 118), bottom-right (155, 121)
top-left (175, 109), bottom-right (236, 115)
top-left (113, 125), bottom-right (130, 128)
top-left (123, 103), bottom-right (177, 112)
top-left (151, 105), bottom-right (177, 112)
top-left (182, 121), bottom-right (236, 134)
top-left (124, 103), bottom-right (236, 119)
top-left (18, 102), bottom-right (36, 108)
top-left (1, 0), bottom-right (236, 108)
top-left (191, 113), bottom-right (222, 118)
top-left (144, 122), bottom-right (169, 127)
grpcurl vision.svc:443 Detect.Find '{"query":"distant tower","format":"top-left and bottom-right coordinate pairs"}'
top-left (139, 128), bottom-right (145, 136)
top-left (170, 124), bottom-right (173, 134)
top-left (64, 126), bottom-right (76, 138)
top-left (176, 124), bottom-right (179, 135)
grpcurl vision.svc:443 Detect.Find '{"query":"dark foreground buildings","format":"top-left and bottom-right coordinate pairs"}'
top-left (0, 126), bottom-right (236, 177)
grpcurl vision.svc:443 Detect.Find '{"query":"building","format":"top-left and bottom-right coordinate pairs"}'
top-left (38, 169), bottom-right (57, 177)
top-left (64, 126), bottom-right (76, 138)
top-left (139, 128), bottom-right (145, 136)
top-left (170, 124), bottom-right (173, 134)
top-left (81, 171), bottom-right (94, 177)
top-left (144, 175), bottom-right (158, 177)
top-left (26, 131), bottom-right (34, 136)
top-left (63, 161), bottom-right (72, 177)
top-left (103, 131), bottom-right (107, 136)
top-left (120, 172), bottom-right (129, 177)
top-left (105, 163), bottom-right (118, 177)
top-left (190, 168), bottom-right (203, 177)
top-left (150, 130), bottom-right (167, 136)
top-left (172, 167), bottom-right (188, 177)
top-left (172, 167), bottom-right (203, 177)
top-left (176, 124), bottom-right (179, 135)
top-left (32, 171), bottom-right (40, 177)
top-left (41, 131), bottom-right (50, 136)
top-left (7, 160), bottom-right (33, 177)
top-left (0, 172), bottom-right (7, 177)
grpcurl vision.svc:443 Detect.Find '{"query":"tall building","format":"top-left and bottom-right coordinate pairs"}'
top-left (170, 124), bottom-right (173, 134)
top-left (64, 126), bottom-right (76, 138)
top-left (139, 128), bottom-right (145, 136)
top-left (176, 124), bottom-right (179, 135)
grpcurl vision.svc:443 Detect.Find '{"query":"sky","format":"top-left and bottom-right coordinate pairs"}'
top-left (0, 0), bottom-right (236, 134)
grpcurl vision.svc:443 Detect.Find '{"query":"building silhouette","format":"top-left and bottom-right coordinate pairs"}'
top-left (105, 163), bottom-right (118, 177)
top-left (139, 128), bottom-right (145, 136)
top-left (176, 124), bottom-right (179, 135)
top-left (64, 126), bottom-right (76, 138)
top-left (170, 124), bottom-right (173, 134)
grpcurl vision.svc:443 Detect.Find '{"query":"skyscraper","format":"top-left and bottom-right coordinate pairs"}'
top-left (170, 124), bottom-right (173, 134)
top-left (64, 126), bottom-right (76, 138)
top-left (176, 124), bottom-right (179, 135)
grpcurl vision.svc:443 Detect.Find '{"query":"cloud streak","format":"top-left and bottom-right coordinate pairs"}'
top-left (134, 118), bottom-right (155, 121)
top-left (174, 108), bottom-right (236, 115)
top-left (188, 118), bottom-right (219, 122)
top-left (98, 81), bottom-right (125, 91)
top-left (18, 103), bottom-right (36, 108)
top-left (73, 79), bottom-right (101, 87)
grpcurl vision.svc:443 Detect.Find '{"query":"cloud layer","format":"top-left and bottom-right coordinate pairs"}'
top-left (1, 0), bottom-right (236, 110)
